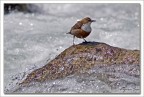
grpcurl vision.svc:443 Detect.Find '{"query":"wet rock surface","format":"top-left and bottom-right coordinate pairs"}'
top-left (7, 63), bottom-right (140, 93)
top-left (20, 42), bottom-right (140, 86)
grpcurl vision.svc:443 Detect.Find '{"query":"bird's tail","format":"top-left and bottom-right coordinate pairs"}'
top-left (66, 32), bottom-right (71, 34)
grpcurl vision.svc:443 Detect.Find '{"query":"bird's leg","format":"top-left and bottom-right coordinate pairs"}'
top-left (73, 36), bottom-right (75, 45)
top-left (83, 38), bottom-right (87, 43)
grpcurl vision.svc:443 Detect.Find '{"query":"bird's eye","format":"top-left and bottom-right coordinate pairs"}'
top-left (88, 18), bottom-right (91, 21)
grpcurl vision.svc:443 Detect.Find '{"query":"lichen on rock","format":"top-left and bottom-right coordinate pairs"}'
top-left (20, 42), bottom-right (140, 86)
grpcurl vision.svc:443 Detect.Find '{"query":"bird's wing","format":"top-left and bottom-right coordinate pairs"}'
top-left (70, 21), bottom-right (83, 32)
top-left (70, 29), bottom-right (84, 38)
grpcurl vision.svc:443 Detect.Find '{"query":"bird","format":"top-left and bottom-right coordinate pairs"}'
top-left (67, 17), bottom-right (96, 45)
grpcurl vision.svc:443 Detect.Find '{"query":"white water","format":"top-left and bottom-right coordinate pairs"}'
top-left (4, 3), bottom-right (140, 94)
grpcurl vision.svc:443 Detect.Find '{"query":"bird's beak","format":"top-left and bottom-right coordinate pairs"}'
top-left (91, 20), bottom-right (96, 22)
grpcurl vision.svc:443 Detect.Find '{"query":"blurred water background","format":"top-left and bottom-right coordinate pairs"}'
top-left (4, 3), bottom-right (140, 93)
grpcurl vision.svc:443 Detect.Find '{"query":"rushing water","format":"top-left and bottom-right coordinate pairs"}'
top-left (4, 3), bottom-right (140, 94)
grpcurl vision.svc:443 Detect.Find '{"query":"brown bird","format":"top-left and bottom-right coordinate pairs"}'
top-left (67, 17), bottom-right (96, 44)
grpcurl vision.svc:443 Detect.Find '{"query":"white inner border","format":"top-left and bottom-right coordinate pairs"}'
top-left (0, 0), bottom-right (143, 97)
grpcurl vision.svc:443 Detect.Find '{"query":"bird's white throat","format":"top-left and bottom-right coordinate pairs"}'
top-left (81, 22), bottom-right (92, 33)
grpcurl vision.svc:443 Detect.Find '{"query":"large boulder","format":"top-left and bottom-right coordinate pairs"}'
top-left (20, 42), bottom-right (140, 86)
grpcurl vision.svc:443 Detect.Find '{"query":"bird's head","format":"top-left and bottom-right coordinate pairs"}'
top-left (81, 17), bottom-right (96, 24)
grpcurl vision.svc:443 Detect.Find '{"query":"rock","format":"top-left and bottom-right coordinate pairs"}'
top-left (4, 4), bottom-right (39, 14)
top-left (20, 42), bottom-right (140, 85)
